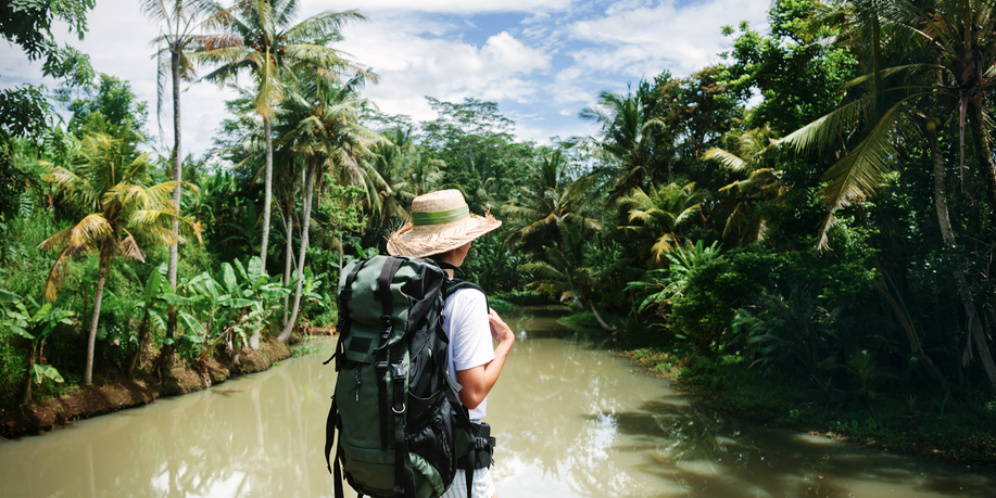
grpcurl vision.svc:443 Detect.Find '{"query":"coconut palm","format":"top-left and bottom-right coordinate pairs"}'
top-left (38, 129), bottom-right (200, 385)
top-left (143, 0), bottom-right (212, 369)
top-left (520, 223), bottom-right (615, 332)
top-left (579, 90), bottom-right (667, 202)
top-left (780, 0), bottom-right (996, 390)
top-left (197, 0), bottom-right (367, 264)
top-left (142, 0), bottom-right (209, 292)
top-left (502, 149), bottom-right (601, 253)
top-left (364, 129), bottom-right (417, 230)
top-left (274, 71), bottom-right (380, 342)
top-left (618, 181), bottom-right (708, 267)
top-left (905, 0), bottom-right (996, 207)
top-left (702, 126), bottom-right (786, 245)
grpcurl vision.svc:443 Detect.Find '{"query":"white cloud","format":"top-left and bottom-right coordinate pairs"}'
top-left (302, 0), bottom-right (575, 14)
top-left (1, 0), bottom-right (773, 157)
top-left (567, 0), bottom-right (769, 76)
top-left (341, 20), bottom-right (551, 123)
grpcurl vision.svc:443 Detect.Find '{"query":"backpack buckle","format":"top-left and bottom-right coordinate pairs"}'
top-left (379, 315), bottom-right (393, 336)
top-left (390, 363), bottom-right (405, 382)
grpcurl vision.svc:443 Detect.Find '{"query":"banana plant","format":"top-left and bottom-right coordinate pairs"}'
top-left (1, 289), bottom-right (74, 405)
top-left (177, 256), bottom-right (290, 362)
top-left (125, 265), bottom-right (171, 376)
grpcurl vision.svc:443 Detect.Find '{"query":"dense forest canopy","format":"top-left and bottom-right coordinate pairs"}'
top-left (2, 0), bottom-right (996, 449)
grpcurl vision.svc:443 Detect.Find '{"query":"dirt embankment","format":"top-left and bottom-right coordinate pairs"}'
top-left (0, 337), bottom-right (293, 441)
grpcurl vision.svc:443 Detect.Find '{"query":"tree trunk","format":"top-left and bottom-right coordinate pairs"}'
top-left (23, 341), bottom-right (35, 405)
top-left (965, 101), bottom-right (996, 390)
top-left (282, 200), bottom-right (294, 326)
top-left (586, 299), bottom-right (616, 333)
top-left (260, 116), bottom-right (274, 263)
top-left (165, 43), bottom-right (182, 373)
top-left (279, 163), bottom-right (316, 343)
top-left (84, 250), bottom-right (110, 386)
top-left (970, 99), bottom-right (996, 212)
top-left (128, 312), bottom-right (150, 377)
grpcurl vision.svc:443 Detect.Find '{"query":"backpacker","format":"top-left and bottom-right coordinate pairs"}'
top-left (324, 255), bottom-right (495, 498)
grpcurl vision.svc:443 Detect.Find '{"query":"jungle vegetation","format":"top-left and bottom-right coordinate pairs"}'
top-left (2, 0), bottom-right (996, 459)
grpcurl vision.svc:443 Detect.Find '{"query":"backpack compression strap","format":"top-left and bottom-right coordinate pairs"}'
top-left (323, 257), bottom-right (371, 369)
top-left (371, 256), bottom-right (417, 498)
top-left (374, 256), bottom-right (405, 452)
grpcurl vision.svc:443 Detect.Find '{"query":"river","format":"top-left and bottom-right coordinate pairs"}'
top-left (1, 308), bottom-right (994, 498)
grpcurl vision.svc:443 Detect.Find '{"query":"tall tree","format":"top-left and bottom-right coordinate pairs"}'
top-left (275, 72), bottom-right (379, 342)
top-left (38, 129), bottom-right (198, 385)
top-left (198, 0), bottom-right (366, 265)
top-left (777, 0), bottom-right (996, 390)
top-left (142, 0), bottom-right (210, 369)
top-left (501, 148), bottom-right (601, 254)
top-left (579, 90), bottom-right (667, 202)
top-left (618, 181), bottom-right (708, 267)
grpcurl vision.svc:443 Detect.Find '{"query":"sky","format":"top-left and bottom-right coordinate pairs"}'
top-left (0, 0), bottom-right (772, 158)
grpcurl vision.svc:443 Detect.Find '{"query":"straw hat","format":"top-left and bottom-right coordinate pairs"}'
top-left (386, 189), bottom-right (502, 258)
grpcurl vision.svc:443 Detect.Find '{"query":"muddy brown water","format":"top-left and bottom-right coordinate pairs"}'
top-left (1, 307), bottom-right (994, 498)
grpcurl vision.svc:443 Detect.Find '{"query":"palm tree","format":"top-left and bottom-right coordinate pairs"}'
top-left (198, 0), bottom-right (367, 264)
top-left (143, 0), bottom-right (211, 370)
top-left (38, 130), bottom-right (199, 385)
top-left (274, 71), bottom-right (380, 342)
top-left (365, 130), bottom-right (416, 230)
top-left (579, 90), bottom-right (667, 201)
top-left (501, 149), bottom-right (601, 253)
top-left (520, 223), bottom-right (615, 332)
top-left (906, 0), bottom-right (996, 207)
top-left (781, 0), bottom-right (996, 390)
top-left (702, 126), bottom-right (786, 245)
top-left (618, 181), bottom-right (708, 267)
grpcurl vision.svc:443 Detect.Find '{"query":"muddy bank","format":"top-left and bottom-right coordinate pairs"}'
top-left (0, 337), bottom-right (292, 441)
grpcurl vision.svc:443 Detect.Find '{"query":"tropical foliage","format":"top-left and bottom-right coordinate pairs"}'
top-left (3, 0), bottom-right (996, 455)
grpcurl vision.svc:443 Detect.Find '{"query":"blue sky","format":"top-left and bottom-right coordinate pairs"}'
top-left (0, 0), bottom-right (772, 157)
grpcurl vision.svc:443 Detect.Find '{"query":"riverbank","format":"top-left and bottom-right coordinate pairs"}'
top-left (0, 336), bottom-right (294, 441)
top-left (618, 348), bottom-right (996, 469)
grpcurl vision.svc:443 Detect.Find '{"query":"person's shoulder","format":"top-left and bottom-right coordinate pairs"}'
top-left (447, 283), bottom-right (486, 306)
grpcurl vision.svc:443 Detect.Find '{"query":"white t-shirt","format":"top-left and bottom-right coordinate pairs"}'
top-left (443, 286), bottom-right (494, 420)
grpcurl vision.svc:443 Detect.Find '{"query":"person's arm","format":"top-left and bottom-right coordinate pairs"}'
top-left (455, 309), bottom-right (514, 409)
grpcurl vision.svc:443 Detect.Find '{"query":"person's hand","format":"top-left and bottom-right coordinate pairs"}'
top-left (488, 308), bottom-right (514, 346)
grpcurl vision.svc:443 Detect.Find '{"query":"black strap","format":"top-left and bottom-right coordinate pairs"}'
top-left (374, 256), bottom-right (404, 452)
top-left (433, 259), bottom-right (466, 277)
top-left (325, 396), bottom-right (338, 473)
top-left (390, 348), bottom-right (415, 497)
top-left (333, 451), bottom-right (344, 498)
top-left (326, 257), bottom-right (372, 369)
top-left (466, 467), bottom-right (474, 498)
top-left (374, 256), bottom-right (405, 351)
top-left (445, 280), bottom-right (491, 315)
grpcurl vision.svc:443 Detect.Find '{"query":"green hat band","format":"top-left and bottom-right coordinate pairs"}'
top-left (412, 205), bottom-right (470, 226)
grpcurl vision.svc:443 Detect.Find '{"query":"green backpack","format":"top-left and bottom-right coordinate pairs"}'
top-left (324, 255), bottom-right (494, 498)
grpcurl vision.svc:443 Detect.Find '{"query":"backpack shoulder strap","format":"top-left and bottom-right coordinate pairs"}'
top-left (444, 279), bottom-right (490, 312)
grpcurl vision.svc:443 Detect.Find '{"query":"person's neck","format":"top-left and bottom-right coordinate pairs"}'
top-left (435, 258), bottom-right (458, 279)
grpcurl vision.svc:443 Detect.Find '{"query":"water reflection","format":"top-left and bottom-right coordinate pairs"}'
top-left (0, 310), bottom-right (993, 498)
top-left (492, 311), bottom-right (996, 498)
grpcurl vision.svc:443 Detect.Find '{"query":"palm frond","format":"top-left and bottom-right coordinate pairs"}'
top-left (118, 234), bottom-right (147, 262)
top-left (68, 214), bottom-right (113, 249)
top-left (819, 99), bottom-right (919, 211)
top-left (702, 147), bottom-right (747, 172)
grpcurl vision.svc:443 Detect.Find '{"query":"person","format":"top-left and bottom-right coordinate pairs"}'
top-left (386, 189), bottom-right (514, 498)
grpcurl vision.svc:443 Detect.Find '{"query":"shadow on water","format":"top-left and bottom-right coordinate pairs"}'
top-left (491, 307), bottom-right (996, 498)
top-left (0, 306), bottom-right (992, 498)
